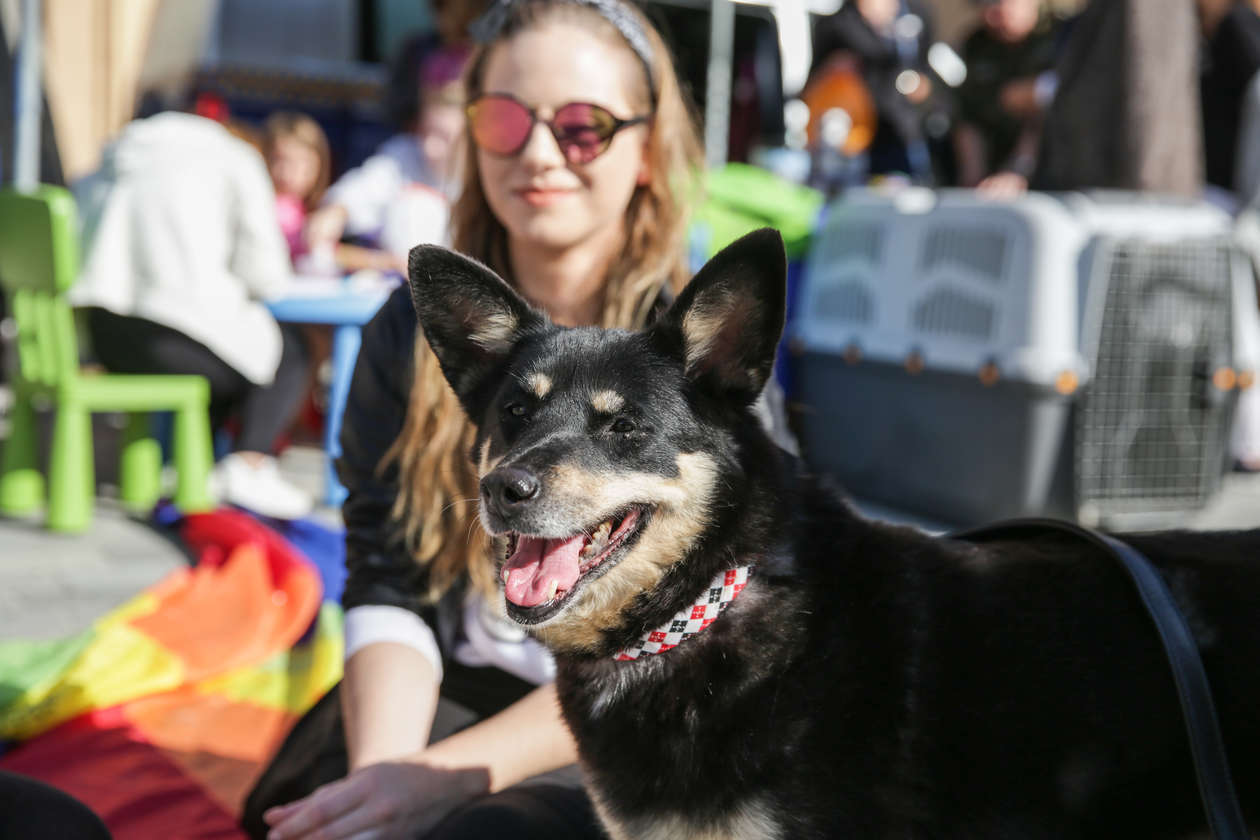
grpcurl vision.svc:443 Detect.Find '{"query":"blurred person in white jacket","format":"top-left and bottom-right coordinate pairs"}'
top-left (71, 112), bottom-right (314, 519)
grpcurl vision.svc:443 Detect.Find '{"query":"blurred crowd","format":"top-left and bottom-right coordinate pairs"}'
top-left (801, 0), bottom-right (1260, 211)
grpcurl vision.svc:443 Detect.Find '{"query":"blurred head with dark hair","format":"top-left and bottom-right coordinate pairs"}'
top-left (974, 0), bottom-right (1042, 44)
top-left (382, 32), bottom-right (472, 187)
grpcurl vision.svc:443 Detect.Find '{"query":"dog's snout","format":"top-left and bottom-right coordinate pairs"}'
top-left (483, 467), bottom-right (541, 508)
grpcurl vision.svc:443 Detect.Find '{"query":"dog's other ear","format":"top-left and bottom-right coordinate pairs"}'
top-left (654, 227), bottom-right (786, 404)
top-left (408, 244), bottom-right (546, 412)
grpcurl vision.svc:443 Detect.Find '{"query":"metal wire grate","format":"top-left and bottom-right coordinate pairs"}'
top-left (1076, 238), bottom-right (1234, 514)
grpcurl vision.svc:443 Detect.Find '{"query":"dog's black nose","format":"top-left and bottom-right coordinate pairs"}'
top-left (483, 467), bottom-right (541, 508)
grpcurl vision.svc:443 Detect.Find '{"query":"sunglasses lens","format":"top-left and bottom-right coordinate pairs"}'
top-left (469, 96), bottom-right (533, 155)
top-left (553, 103), bottom-right (617, 163)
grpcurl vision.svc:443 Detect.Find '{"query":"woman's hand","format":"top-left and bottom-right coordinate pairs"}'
top-left (977, 170), bottom-right (1028, 200)
top-left (262, 758), bottom-right (489, 840)
top-left (976, 170), bottom-right (1029, 199)
top-left (270, 673), bottom-right (575, 839)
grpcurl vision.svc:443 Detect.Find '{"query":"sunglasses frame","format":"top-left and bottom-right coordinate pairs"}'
top-left (466, 92), bottom-right (651, 163)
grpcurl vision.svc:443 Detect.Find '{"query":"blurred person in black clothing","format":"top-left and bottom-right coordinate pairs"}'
top-left (1200, 0), bottom-right (1260, 201)
top-left (0, 771), bottom-right (112, 839)
top-left (954, 0), bottom-right (1062, 196)
top-left (808, 0), bottom-right (949, 183)
top-left (1035, 0), bottom-right (1201, 195)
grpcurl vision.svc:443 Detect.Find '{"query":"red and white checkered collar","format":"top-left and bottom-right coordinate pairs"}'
top-left (613, 566), bottom-right (753, 661)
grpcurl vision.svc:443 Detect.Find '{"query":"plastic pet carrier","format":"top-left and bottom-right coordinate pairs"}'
top-left (790, 189), bottom-right (1258, 528)
top-left (1069, 195), bottom-right (1259, 526)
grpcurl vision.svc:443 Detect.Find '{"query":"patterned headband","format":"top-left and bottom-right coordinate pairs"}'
top-left (469, 0), bottom-right (657, 102)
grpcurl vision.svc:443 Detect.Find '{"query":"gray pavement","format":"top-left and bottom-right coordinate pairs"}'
top-left (855, 470), bottom-right (1260, 535)
top-left (0, 445), bottom-right (337, 641)
top-left (0, 444), bottom-right (1258, 644)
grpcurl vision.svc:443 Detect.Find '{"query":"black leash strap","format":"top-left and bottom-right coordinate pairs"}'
top-left (950, 517), bottom-right (1249, 840)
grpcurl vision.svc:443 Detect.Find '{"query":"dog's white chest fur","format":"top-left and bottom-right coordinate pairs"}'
top-left (593, 794), bottom-right (782, 840)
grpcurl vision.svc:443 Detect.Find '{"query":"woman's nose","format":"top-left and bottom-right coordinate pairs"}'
top-left (517, 121), bottom-right (567, 168)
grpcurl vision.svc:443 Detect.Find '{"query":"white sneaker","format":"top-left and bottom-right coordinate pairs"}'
top-left (213, 453), bottom-right (314, 520)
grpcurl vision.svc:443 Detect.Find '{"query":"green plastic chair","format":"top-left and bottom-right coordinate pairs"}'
top-left (0, 185), bottom-right (215, 532)
top-left (693, 162), bottom-right (824, 261)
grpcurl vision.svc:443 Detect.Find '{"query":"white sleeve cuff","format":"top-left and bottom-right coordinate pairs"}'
top-left (344, 605), bottom-right (443, 681)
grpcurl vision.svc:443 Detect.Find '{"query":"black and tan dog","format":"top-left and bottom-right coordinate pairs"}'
top-left (408, 229), bottom-right (1260, 839)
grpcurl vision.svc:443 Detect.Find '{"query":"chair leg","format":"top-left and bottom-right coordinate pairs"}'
top-left (172, 405), bottom-right (215, 513)
top-left (119, 413), bottom-right (161, 512)
top-left (0, 391), bottom-right (45, 515)
top-left (47, 405), bottom-right (93, 533)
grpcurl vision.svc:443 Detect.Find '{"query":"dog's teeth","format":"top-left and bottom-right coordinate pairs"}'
top-left (582, 521), bottom-right (613, 558)
top-left (546, 580), bottom-right (559, 602)
top-left (501, 566), bottom-right (510, 584)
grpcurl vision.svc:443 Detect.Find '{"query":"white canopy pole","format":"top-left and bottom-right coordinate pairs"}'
top-left (704, 0), bottom-right (736, 169)
top-left (13, 0), bottom-right (42, 191)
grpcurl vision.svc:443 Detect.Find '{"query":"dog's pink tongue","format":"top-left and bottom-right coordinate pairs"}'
top-left (503, 535), bottom-right (584, 607)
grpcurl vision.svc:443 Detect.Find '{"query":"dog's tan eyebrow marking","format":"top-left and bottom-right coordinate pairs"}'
top-left (525, 372), bottom-right (552, 399)
top-left (590, 390), bottom-right (624, 414)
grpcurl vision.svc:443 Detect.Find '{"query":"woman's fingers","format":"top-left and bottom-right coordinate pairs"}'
top-left (263, 776), bottom-right (368, 839)
top-left (277, 800), bottom-right (390, 840)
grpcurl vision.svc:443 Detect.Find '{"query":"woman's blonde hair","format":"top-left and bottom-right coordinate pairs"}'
top-left (386, 0), bottom-right (703, 601)
top-left (262, 111), bottom-right (333, 211)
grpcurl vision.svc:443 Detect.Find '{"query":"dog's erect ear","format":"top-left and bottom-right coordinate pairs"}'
top-left (408, 244), bottom-right (546, 412)
top-left (653, 227), bottom-right (786, 404)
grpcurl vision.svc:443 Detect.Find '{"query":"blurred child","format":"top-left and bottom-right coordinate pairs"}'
top-left (262, 112), bottom-right (340, 446)
top-left (263, 112), bottom-right (332, 266)
top-left (303, 43), bottom-right (468, 273)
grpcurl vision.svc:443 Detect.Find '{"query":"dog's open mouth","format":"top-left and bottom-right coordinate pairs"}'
top-left (501, 505), bottom-right (649, 622)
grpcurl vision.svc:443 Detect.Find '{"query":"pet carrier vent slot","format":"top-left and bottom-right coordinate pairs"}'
top-left (911, 288), bottom-right (995, 340)
top-left (1076, 239), bottom-right (1233, 512)
top-left (919, 227), bottom-right (1009, 283)
top-left (814, 223), bottom-right (884, 266)
top-left (815, 281), bottom-right (874, 324)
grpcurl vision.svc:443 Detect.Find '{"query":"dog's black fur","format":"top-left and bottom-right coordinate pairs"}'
top-left (409, 229), bottom-right (1260, 839)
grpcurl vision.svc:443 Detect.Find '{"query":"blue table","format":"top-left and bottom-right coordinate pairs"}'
top-left (266, 281), bottom-right (394, 506)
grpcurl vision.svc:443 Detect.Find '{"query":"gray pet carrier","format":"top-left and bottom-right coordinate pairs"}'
top-left (790, 189), bottom-right (1258, 528)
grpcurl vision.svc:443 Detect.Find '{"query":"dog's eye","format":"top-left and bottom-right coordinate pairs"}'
top-left (611, 418), bottom-right (636, 434)
top-left (505, 403), bottom-right (528, 418)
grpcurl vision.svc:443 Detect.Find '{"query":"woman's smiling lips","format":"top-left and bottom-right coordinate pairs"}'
top-left (516, 186), bottom-right (575, 207)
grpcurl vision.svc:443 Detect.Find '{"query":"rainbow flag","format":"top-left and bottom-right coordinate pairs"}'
top-left (0, 508), bottom-right (344, 839)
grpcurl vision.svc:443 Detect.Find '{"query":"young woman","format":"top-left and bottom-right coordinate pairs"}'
top-left (250, 1), bottom-right (781, 837)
